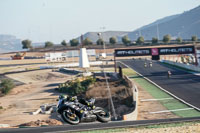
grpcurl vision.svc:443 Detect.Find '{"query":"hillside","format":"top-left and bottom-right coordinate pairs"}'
top-left (0, 34), bottom-right (22, 53)
top-left (125, 5), bottom-right (200, 41)
top-left (77, 31), bottom-right (130, 43)
top-left (77, 5), bottom-right (200, 43)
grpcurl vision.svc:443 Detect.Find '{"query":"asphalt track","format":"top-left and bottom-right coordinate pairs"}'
top-left (120, 59), bottom-right (200, 110)
top-left (0, 117), bottom-right (200, 133)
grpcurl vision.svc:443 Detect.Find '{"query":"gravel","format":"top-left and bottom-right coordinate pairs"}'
top-left (115, 123), bottom-right (200, 133)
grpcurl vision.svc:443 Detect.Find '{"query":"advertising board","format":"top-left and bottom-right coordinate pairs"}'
top-left (115, 48), bottom-right (151, 57)
top-left (158, 46), bottom-right (195, 55)
top-left (115, 46), bottom-right (195, 57)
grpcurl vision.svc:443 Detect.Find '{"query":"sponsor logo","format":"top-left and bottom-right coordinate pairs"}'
top-left (151, 48), bottom-right (159, 55)
top-left (115, 46), bottom-right (195, 57)
top-left (115, 49), bottom-right (150, 56)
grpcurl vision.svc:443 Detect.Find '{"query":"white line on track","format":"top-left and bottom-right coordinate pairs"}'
top-left (150, 108), bottom-right (194, 114)
top-left (140, 98), bottom-right (173, 102)
top-left (118, 61), bottom-right (200, 112)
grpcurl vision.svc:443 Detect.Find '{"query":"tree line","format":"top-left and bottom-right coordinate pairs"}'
top-left (21, 35), bottom-right (199, 49)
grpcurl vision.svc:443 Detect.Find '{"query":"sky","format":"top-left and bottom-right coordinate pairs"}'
top-left (0, 0), bottom-right (200, 44)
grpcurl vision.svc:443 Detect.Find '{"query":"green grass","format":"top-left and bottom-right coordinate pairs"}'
top-left (123, 68), bottom-right (137, 76)
top-left (123, 68), bottom-right (200, 117)
top-left (137, 121), bottom-right (200, 129)
top-left (73, 121), bottom-right (200, 133)
top-left (74, 128), bottom-right (126, 133)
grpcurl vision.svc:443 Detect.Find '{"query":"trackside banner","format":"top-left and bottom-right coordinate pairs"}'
top-left (115, 48), bottom-right (151, 57)
top-left (158, 46), bottom-right (195, 55)
top-left (115, 46), bottom-right (195, 57)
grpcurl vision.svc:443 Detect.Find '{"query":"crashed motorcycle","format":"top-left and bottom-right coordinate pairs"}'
top-left (57, 96), bottom-right (111, 125)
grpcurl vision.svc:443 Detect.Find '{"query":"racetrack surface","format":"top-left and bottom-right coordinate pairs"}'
top-left (120, 59), bottom-right (200, 110)
top-left (1, 117), bottom-right (200, 133)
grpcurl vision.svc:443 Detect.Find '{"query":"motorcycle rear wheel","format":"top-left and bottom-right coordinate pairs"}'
top-left (61, 109), bottom-right (80, 125)
top-left (96, 108), bottom-right (111, 123)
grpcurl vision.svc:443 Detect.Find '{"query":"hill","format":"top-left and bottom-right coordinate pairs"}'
top-left (77, 31), bottom-right (130, 43)
top-left (77, 5), bottom-right (200, 43)
top-left (0, 35), bottom-right (22, 53)
top-left (126, 5), bottom-right (200, 41)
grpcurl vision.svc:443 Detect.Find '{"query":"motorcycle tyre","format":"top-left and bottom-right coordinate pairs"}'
top-left (61, 110), bottom-right (80, 125)
top-left (96, 108), bottom-right (111, 123)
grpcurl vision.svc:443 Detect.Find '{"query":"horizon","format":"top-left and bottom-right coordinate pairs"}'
top-left (0, 0), bottom-right (200, 44)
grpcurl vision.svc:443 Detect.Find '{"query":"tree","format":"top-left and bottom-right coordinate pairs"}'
top-left (136, 36), bottom-right (145, 44)
top-left (0, 79), bottom-right (15, 95)
top-left (163, 34), bottom-right (171, 43)
top-left (122, 36), bottom-right (131, 45)
top-left (22, 39), bottom-right (32, 49)
top-left (45, 41), bottom-right (54, 48)
top-left (191, 35), bottom-right (198, 42)
top-left (109, 37), bottom-right (117, 45)
top-left (96, 38), bottom-right (104, 45)
top-left (152, 37), bottom-right (158, 44)
top-left (83, 38), bottom-right (92, 45)
top-left (70, 39), bottom-right (79, 46)
top-left (176, 37), bottom-right (182, 43)
top-left (61, 40), bottom-right (67, 46)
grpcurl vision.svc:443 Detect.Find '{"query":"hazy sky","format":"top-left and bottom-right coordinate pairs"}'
top-left (0, 0), bottom-right (200, 43)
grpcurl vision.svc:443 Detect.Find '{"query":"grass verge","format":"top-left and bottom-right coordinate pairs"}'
top-left (123, 68), bottom-right (200, 117)
top-left (74, 128), bottom-right (126, 133)
top-left (74, 121), bottom-right (200, 133)
top-left (138, 121), bottom-right (200, 129)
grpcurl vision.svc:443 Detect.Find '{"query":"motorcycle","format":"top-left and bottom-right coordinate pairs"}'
top-left (149, 62), bottom-right (152, 67)
top-left (144, 62), bottom-right (147, 68)
top-left (167, 71), bottom-right (172, 78)
top-left (57, 96), bottom-right (111, 125)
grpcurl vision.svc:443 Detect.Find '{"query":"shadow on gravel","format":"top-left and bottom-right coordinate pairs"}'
top-left (45, 83), bottom-right (60, 87)
top-left (0, 75), bottom-right (24, 86)
top-left (43, 88), bottom-right (61, 96)
top-left (27, 97), bottom-right (56, 101)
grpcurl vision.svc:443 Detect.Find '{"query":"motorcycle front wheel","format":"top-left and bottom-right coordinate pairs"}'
top-left (96, 108), bottom-right (111, 123)
top-left (61, 109), bottom-right (80, 125)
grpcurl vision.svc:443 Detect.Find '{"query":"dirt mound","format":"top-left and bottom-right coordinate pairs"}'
top-left (19, 119), bottom-right (63, 127)
top-left (86, 79), bottom-right (132, 98)
top-left (85, 77), bottom-right (134, 119)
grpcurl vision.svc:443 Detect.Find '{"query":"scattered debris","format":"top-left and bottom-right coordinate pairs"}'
top-left (31, 104), bottom-right (57, 115)
top-left (19, 119), bottom-right (62, 127)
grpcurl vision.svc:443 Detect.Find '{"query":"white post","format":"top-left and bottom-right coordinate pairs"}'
top-left (79, 48), bottom-right (90, 68)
